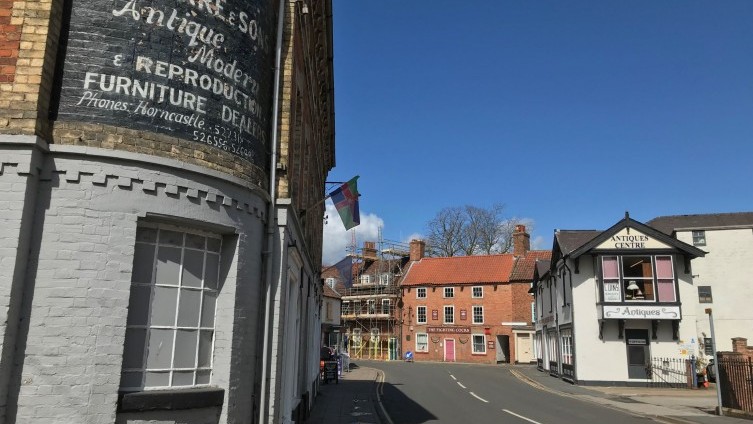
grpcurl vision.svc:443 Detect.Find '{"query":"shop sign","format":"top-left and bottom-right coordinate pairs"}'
top-left (427, 326), bottom-right (471, 334)
top-left (603, 282), bottom-right (621, 302)
top-left (460, 309), bottom-right (467, 320)
top-left (432, 309), bottom-right (438, 321)
top-left (487, 341), bottom-right (495, 349)
top-left (603, 305), bottom-right (680, 320)
top-left (56, 0), bottom-right (277, 166)
top-left (595, 228), bottom-right (670, 250)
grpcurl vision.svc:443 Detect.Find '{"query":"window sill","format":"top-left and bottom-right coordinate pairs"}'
top-left (118, 386), bottom-right (225, 412)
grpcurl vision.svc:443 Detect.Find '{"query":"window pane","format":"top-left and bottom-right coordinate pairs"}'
top-left (205, 253), bottom-right (219, 289)
top-left (602, 257), bottom-right (618, 279)
top-left (622, 256), bottom-right (652, 278)
top-left (122, 328), bottom-right (146, 369)
top-left (126, 285), bottom-right (151, 326)
top-left (201, 291), bottom-right (217, 327)
top-left (120, 371), bottom-right (143, 389)
top-left (655, 256), bottom-right (673, 279)
top-left (185, 234), bottom-right (205, 250)
top-left (178, 289), bottom-right (202, 327)
top-left (196, 370), bottom-right (211, 384)
top-left (207, 237), bottom-right (222, 252)
top-left (144, 371), bottom-right (169, 387)
top-left (172, 371), bottom-right (194, 386)
top-left (198, 330), bottom-right (213, 367)
top-left (151, 287), bottom-right (178, 326)
top-left (174, 330), bottom-right (198, 368)
top-left (146, 329), bottom-right (174, 369)
top-left (657, 280), bottom-right (675, 302)
top-left (136, 227), bottom-right (157, 243)
top-left (159, 230), bottom-right (183, 246)
top-left (182, 250), bottom-right (204, 288)
top-left (131, 244), bottom-right (155, 284)
top-left (155, 247), bottom-right (181, 286)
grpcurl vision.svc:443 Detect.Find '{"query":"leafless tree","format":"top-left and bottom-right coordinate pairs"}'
top-left (426, 204), bottom-right (531, 256)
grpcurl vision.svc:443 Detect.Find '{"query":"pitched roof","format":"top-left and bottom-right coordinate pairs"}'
top-left (648, 212), bottom-right (753, 235)
top-left (510, 250), bottom-right (552, 281)
top-left (401, 254), bottom-right (515, 286)
top-left (555, 230), bottom-right (601, 255)
top-left (323, 283), bottom-right (341, 299)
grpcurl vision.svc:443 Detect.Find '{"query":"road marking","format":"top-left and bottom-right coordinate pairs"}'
top-left (469, 392), bottom-right (488, 403)
top-left (503, 409), bottom-right (541, 424)
top-left (457, 382), bottom-right (466, 389)
top-left (450, 374), bottom-right (457, 380)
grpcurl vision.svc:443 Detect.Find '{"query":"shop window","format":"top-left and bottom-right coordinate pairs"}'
top-left (416, 333), bottom-right (428, 352)
top-left (416, 306), bottom-right (427, 324)
top-left (698, 286), bottom-right (713, 303)
top-left (692, 230), bottom-right (706, 246)
top-left (417, 287), bottom-right (427, 298)
top-left (601, 255), bottom-right (676, 303)
top-left (444, 306), bottom-right (454, 324)
top-left (472, 286), bottom-right (483, 298)
top-left (121, 225), bottom-right (221, 391)
top-left (472, 334), bottom-right (486, 354)
top-left (622, 256), bottom-right (654, 301)
top-left (560, 329), bottom-right (573, 365)
top-left (472, 306), bottom-right (484, 324)
top-left (444, 287), bottom-right (454, 298)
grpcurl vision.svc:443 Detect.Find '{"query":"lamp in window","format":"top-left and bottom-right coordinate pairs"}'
top-left (627, 280), bottom-right (640, 299)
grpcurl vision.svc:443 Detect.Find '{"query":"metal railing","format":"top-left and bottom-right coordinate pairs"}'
top-left (647, 357), bottom-right (694, 388)
top-left (718, 355), bottom-right (753, 412)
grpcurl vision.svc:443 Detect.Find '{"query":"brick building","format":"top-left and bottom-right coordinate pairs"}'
top-left (400, 227), bottom-right (550, 364)
top-left (0, 1), bottom-right (334, 423)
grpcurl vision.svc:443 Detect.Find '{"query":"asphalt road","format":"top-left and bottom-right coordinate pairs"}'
top-left (370, 361), bottom-right (658, 424)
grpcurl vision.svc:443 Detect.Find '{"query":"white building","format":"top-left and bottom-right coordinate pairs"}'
top-left (533, 213), bottom-right (705, 385)
top-left (648, 212), bottom-right (753, 354)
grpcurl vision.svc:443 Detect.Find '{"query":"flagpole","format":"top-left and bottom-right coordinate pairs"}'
top-left (301, 177), bottom-right (360, 216)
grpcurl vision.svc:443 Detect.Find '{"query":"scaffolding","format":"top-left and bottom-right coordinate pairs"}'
top-left (341, 230), bottom-right (410, 360)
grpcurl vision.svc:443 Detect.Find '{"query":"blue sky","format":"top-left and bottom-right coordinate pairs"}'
top-left (322, 1), bottom-right (753, 264)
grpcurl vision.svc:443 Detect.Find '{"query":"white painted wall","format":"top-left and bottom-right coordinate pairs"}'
top-left (676, 228), bottom-right (753, 352)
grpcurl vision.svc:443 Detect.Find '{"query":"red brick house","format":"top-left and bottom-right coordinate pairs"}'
top-left (400, 226), bottom-right (550, 364)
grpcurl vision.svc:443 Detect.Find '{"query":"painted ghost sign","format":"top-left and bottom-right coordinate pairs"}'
top-left (55, 0), bottom-right (276, 168)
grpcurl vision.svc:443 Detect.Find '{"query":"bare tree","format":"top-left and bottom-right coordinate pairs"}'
top-left (426, 207), bottom-right (464, 257)
top-left (426, 204), bottom-right (531, 257)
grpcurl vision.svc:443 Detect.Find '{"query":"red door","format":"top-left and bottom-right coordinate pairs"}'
top-left (444, 339), bottom-right (455, 362)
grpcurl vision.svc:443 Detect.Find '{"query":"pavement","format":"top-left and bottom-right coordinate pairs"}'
top-left (305, 361), bottom-right (752, 424)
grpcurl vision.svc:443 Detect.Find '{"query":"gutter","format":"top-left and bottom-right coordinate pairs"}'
top-left (259, 0), bottom-right (286, 421)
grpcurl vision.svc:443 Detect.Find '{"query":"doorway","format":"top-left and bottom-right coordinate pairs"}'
top-left (516, 333), bottom-right (534, 363)
top-left (496, 335), bottom-right (510, 363)
top-left (444, 339), bottom-right (455, 362)
top-left (625, 329), bottom-right (650, 379)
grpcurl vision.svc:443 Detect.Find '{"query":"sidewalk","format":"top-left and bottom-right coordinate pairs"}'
top-left (305, 363), bottom-right (384, 424)
top-left (511, 365), bottom-right (752, 424)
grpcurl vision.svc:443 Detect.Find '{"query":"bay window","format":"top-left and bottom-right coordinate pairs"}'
top-left (601, 255), bottom-right (676, 303)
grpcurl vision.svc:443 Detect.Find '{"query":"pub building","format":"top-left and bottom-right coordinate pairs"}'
top-left (532, 213), bottom-right (706, 385)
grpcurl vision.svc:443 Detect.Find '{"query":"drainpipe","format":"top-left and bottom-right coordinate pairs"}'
top-left (259, 0), bottom-right (286, 422)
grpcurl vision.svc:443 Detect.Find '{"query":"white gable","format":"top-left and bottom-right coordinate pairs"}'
top-left (595, 227), bottom-right (671, 250)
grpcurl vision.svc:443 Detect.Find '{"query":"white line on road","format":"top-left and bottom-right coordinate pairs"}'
top-left (503, 409), bottom-right (542, 424)
top-left (450, 374), bottom-right (456, 380)
top-left (457, 382), bottom-right (466, 389)
top-left (469, 392), bottom-right (488, 403)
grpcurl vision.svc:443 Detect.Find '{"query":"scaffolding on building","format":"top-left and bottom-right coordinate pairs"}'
top-left (340, 228), bottom-right (410, 360)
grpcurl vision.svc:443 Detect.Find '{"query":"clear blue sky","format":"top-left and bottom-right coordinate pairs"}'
top-left (322, 1), bottom-right (753, 264)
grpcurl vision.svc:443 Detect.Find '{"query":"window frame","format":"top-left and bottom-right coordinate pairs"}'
top-left (416, 287), bottom-right (427, 299)
top-left (600, 255), bottom-right (677, 303)
top-left (381, 299), bottom-right (390, 314)
top-left (692, 230), bottom-right (707, 246)
top-left (472, 286), bottom-right (483, 298)
top-left (416, 333), bottom-right (429, 352)
top-left (416, 306), bottom-right (427, 324)
top-left (443, 287), bottom-right (454, 298)
top-left (443, 305), bottom-right (454, 324)
top-left (472, 305), bottom-right (484, 325)
top-left (472, 334), bottom-right (486, 354)
top-left (121, 224), bottom-right (221, 392)
top-left (698, 286), bottom-right (713, 303)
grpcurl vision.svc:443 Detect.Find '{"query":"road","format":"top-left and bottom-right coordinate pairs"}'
top-left (369, 361), bottom-right (658, 424)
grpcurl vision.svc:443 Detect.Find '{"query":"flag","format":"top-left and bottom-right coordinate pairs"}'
top-left (330, 176), bottom-right (360, 230)
top-left (333, 256), bottom-right (353, 288)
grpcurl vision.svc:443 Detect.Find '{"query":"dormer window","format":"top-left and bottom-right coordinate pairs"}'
top-left (360, 274), bottom-right (372, 285)
top-left (325, 277), bottom-right (335, 288)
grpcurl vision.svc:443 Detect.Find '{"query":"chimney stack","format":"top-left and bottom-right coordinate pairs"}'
top-left (362, 241), bottom-right (377, 261)
top-left (513, 225), bottom-right (530, 257)
top-left (409, 240), bottom-right (425, 262)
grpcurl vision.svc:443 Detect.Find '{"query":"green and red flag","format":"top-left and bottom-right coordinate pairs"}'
top-left (330, 176), bottom-right (360, 230)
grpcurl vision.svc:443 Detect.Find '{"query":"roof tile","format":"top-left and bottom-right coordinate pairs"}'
top-left (401, 254), bottom-right (516, 286)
